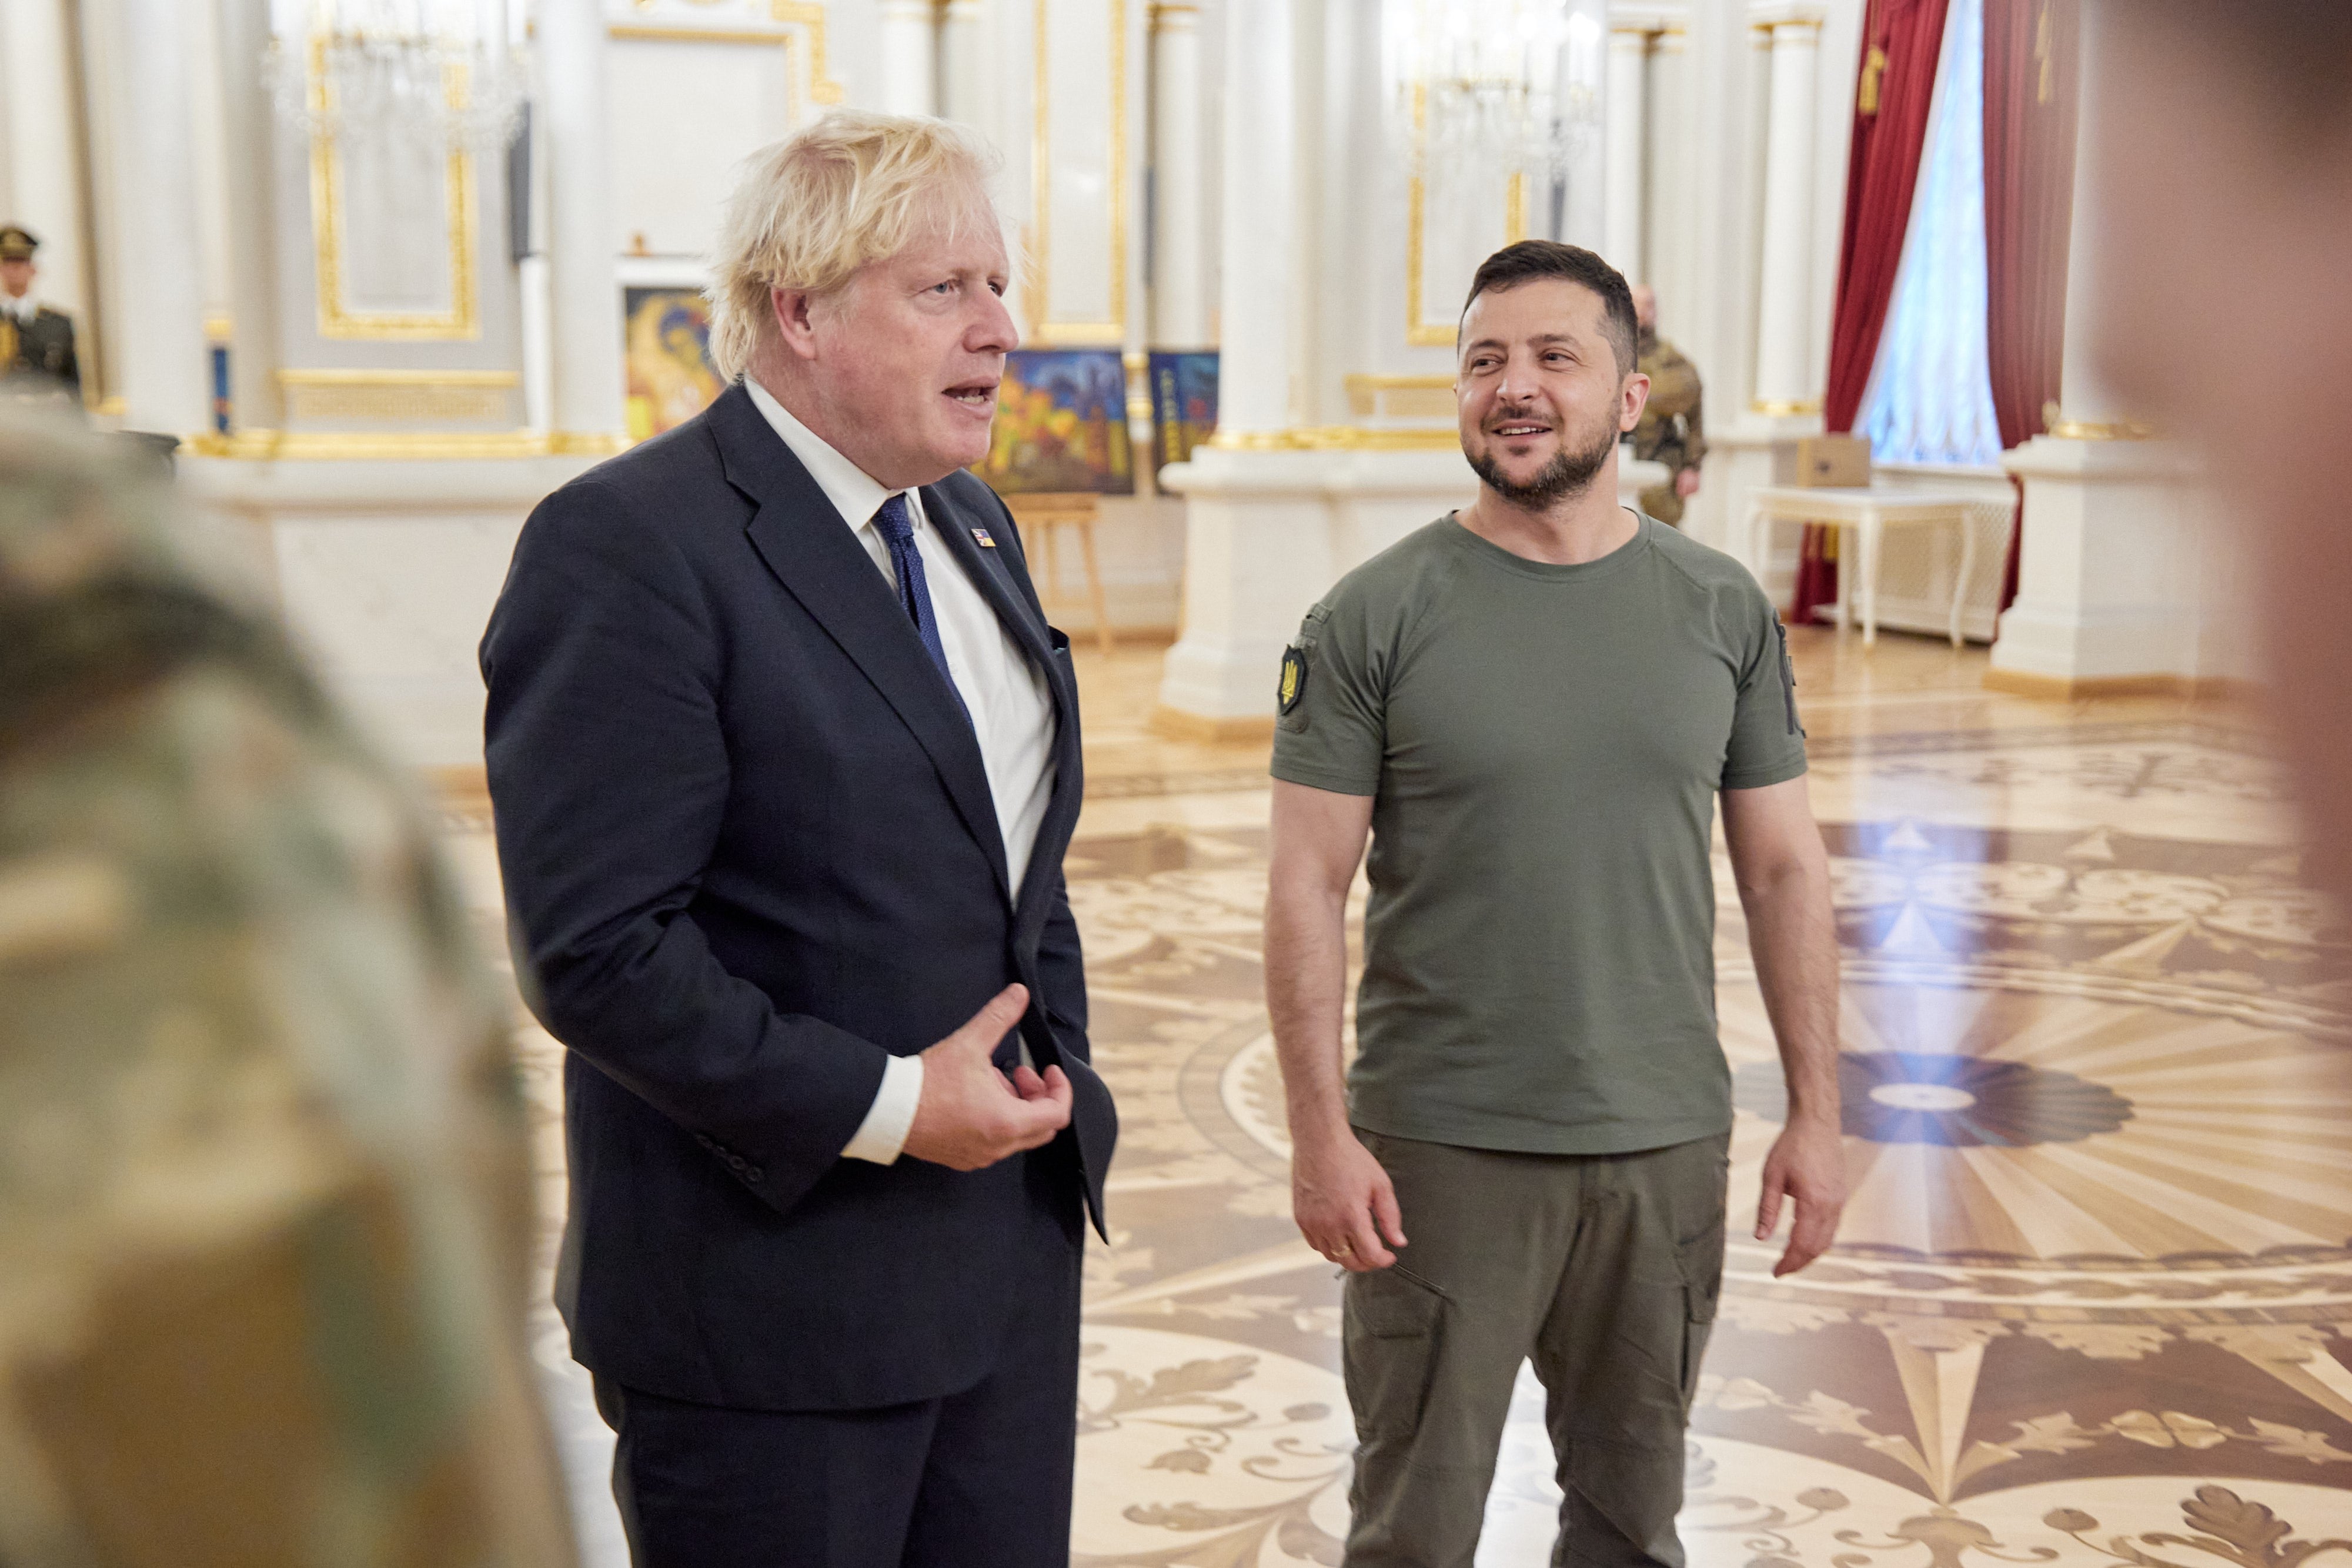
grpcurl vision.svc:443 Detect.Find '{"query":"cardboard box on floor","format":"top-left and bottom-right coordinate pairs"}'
top-left (1775, 434), bottom-right (1872, 487)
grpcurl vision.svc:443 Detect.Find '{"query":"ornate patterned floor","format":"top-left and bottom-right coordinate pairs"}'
top-left (437, 629), bottom-right (2352, 1566)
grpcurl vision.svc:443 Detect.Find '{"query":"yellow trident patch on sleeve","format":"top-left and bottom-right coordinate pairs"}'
top-left (1278, 646), bottom-right (1307, 714)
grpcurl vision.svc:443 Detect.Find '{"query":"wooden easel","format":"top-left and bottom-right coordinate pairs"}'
top-left (1005, 492), bottom-right (1114, 656)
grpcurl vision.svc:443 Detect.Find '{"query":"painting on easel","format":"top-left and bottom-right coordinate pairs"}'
top-left (975, 348), bottom-right (1135, 495)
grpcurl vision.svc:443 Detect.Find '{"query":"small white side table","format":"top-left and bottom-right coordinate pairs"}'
top-left (1743, 485), bottom-right (2010, 647)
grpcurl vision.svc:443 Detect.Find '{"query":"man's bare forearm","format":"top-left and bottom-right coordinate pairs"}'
top-left (1265, 881), bottom-right (1353, 1149)
top-left (1741, 863), bottom-right (1842, 1125)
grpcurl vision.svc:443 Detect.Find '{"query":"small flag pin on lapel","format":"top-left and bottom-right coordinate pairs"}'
top-left (972, 527), bottom-right (997, 547)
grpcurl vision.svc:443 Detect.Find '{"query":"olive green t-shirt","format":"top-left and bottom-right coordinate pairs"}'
top-left (1269, 513), bottom-right (1807, 1155)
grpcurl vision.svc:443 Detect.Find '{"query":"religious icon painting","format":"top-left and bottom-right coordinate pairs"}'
top-left (975, 348), bottom-right (1136, 496)
top-left (622, 286), bottom-right (724, 442)
top-left (1147, 350), bottom-right (1218, 474)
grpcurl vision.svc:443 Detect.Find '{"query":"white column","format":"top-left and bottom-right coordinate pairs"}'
top-left (1604, 26), bottom-right (1649, 282)
top-left (1150, 2), bottom-right (1208, 345)
top-left (1, 0), bottom-right (92, 337)
top-left (878, 0), bottom-right (938, 118)
top-left (2050, 12), bottom-right (2123, 432)
top-left (107, 0), bottom-right (211, 435)
top-left (937, 0), bottom-right (992, 128)
top-left (1212, 0), bottom-right (1297, 432)
top-left (540, 0), bottom-right (624, 448)
top-left (1989, 1), bottom-right (2210, 691)
top-left (1749, 11), bottom-right (1822, 412)
top-left (211, 0), bottom-right (282, 434)
top-left (1153, 0), bottom-right (1311, 728)
top-left (1646, 26), bottom-right (1691, 336)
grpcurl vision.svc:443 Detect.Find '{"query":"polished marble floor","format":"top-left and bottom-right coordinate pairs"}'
top-left (436, 627), bottom-right (2352, 1567)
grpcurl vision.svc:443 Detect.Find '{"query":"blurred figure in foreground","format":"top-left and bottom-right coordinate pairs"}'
top-left (0, 412), bottom-right (572, 1568)
top-left (1629, 283), bottom-right (1705, 528)
top-left (2090, 0), bottom-right (2352, 912)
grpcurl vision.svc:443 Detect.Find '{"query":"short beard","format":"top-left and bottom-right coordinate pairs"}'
top-left (1466, 417), bottom-right (1621, 510)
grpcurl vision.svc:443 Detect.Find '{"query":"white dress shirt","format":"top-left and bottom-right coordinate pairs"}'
top-left (0, 290), bottom-right (38, 326)
top-left (745, 378), bottom-right (1060, 1165)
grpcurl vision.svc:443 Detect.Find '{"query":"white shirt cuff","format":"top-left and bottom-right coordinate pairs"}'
top-left (841, 1052), bottom-right (924, 1164)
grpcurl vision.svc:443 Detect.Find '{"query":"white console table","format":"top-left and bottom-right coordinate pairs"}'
top-left (1743, 485), bottom-right (2013, 647)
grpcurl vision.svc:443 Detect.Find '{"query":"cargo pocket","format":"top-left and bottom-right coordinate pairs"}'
top-left (1673, 1216), bottom-right (1725, 1411)
top-left (1342, 1263), bottom-right (1446, 1443)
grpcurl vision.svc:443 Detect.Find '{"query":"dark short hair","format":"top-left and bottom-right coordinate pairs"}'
top-left (1460, 241), bottom-right (1639, 377)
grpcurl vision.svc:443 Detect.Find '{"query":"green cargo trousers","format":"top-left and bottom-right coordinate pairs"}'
top-left (1340, 1128), bottom-right (1732, 1568)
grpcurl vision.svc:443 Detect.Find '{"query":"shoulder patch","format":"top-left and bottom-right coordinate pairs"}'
top-left (1278, 646), bottom-right (1308, 714)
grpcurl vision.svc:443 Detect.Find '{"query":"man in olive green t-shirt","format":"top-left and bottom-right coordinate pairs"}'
top-left (1265, 241), bottom-right (1847, 1568)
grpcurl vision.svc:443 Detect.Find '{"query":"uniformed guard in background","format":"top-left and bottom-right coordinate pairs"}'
top-left (0, 410), bottom-right (573, 1568)
top-left (0, 226), bottom-right (81, 409)
top-left (1629, 283), bottom-right (1706, 527)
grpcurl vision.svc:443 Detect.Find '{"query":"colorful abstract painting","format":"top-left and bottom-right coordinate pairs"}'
top-left (623, 286), bottom-right (724, 442)
top-left (1147, 350), bottom-right (1218, 473)
top-left (976, 348), bottom-right (1135, 496)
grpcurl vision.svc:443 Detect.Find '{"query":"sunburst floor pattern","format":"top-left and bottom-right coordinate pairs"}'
top-left (456, 634), bottom-right (2352, 1568)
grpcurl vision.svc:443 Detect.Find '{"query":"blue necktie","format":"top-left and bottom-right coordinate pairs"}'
top-left (872, 493), bottom-right (971, 726)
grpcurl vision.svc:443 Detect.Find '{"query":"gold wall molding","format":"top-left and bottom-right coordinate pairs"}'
top-left (1148, 0), bottom-right (1199, 26)
top-left (278, 368), bottom-right (519, 424)
top-left (1203, 424), bottom-right (1461, 453)
top-left (1344, 373), bottom-right (1456, 422)
top-left (1980, 668), bottom-right (2250, 703)
top-left (1150, 705), bottom-right (1274, 744)
top-left (609, 24), bottom-right (807, 123)
top-left (1030, 0), bottom-right (1130, 346)
top-left (1405, 84), bottom-right (1531, 348)
top-left (770, 2), bottom-right (845, 103)
top-left (2042, 400), bottom-right (2154, 441)
top-left (611, 2), bottom-right (841, 104)
top-left (610, 24), bottom-right (795, 45)
top-left (1749, 397), bottom-right (1823, 416)
top-left (308, 39), bottom-right (480, 341)
top-left (188, 428), bottom-right (621, 461)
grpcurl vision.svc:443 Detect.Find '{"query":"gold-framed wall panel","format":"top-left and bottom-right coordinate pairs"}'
top-left (614, 0), bottom-right (843, 102)
top-left (307, 42), bottom-right (480, 341)
top-left (769, 2), bottom-right (844, 105)
top-left (1030, 0), bottom-right (1130, 347)
top-left (1403, 87), bottom-right (1532, 348)
top-left (607, 24), bottom-right (805, 126)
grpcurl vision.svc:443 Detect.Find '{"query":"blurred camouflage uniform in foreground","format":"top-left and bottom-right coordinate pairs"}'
top-left (0, 413), bottom-right (573, 1568)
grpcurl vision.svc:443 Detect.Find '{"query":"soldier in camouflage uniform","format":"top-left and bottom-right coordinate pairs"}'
top-left (0, 410), bottom-right (573, 1568)
top-left (1628, 284), bottom-right (1706, 527)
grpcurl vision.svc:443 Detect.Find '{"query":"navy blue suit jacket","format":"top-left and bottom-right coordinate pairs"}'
top-left (481, 383), bottom-right (1115, 1412)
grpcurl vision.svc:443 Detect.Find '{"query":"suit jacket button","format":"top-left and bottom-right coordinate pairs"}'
top-left (745, 1166), bottom-right (764, 1182)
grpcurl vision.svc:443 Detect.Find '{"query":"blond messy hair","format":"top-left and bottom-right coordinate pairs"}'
top-left (706, 111), bottom-right (1004, 382)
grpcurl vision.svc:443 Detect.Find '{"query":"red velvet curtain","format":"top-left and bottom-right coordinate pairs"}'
top-left (1792, 0), bottom-right (1952, 627)
top-left (1984, 0), bottom-right (2080, 610)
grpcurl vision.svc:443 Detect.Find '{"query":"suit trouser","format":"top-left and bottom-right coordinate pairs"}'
top-left (593, 1175), bottom-right (1084, 1568)
top-left (1341, 1128), bottom-right (1731, 1568)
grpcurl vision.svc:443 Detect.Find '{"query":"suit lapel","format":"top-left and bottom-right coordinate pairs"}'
top-left (712, 386), bottom-right (1013, 905)
top-left (923, 483), bottom-right (1085, 928)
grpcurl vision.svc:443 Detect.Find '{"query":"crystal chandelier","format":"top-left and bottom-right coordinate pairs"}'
top-left (1387, 0), bottom-right (1604, 176)
top-left (266, 0), bottom-right (527, 153)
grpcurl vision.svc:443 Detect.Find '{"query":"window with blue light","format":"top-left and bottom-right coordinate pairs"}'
top-left (1857, 0), bottom-right (2003, 467)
